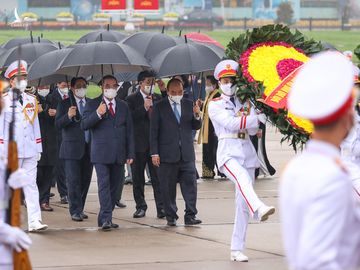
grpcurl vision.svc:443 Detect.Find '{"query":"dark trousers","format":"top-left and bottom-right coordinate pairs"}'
top-left (37, 165), bottom-right (54, 204)
top-left (56, 138), bottom-right (67, 197)
top-left (95, 163), bottom-right (124, 226)
top-left (115, 166), bottom-right (125, 202)
top-left (158, 161), bottom-right (198, 221)
top-left (64, 146), bottom-right (93, 216)
top-left (131, 151), bottom-right (163, 213)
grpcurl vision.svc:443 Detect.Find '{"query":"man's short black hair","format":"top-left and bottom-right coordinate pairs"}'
top-left (206, 75), bottom-right (217, 86)
top-left (167, 78), bottom-right (183, 90)
top-left (137, 70), bottom-right (157, 82)
top-left (70, 77), bottom-right (87, 87)
top-left (99, 75), bottom-right (118, 86)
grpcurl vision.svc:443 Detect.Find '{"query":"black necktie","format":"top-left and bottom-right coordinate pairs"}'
top-left (18, 95), bottom-right (23, 105)
top-left (230, 96), bottom-right (235, 106)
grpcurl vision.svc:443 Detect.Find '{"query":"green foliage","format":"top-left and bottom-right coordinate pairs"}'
top-left (226, 24), bottom-right (323, 151)
top-left (276, 2), bottom-right (294, 25)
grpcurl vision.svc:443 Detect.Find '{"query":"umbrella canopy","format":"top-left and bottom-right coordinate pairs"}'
top-left (56, 41), bottom-right (150, 77)
top-left (28, 48), bottom-right (74, 86)
top-left (0, 42), bottom-right (58, 68)
top-left (121, 32), bottom-right (185, 61)
top-left (1, 36), bottom-right (55, 50)
top-left (151, 41), bottom-right (225, 78)
top-left (76, 28), bottom-right (127, 44)
top-left (90, 72), bottom-right (138, 84)
top-left (185, 32), bottom-right (224, 49)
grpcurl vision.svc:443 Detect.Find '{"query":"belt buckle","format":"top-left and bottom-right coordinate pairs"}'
top-left (238, 133), bottom-right (245, 139)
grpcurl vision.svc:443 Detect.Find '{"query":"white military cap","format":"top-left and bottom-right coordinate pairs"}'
top-left (288, 51), bottom-right (354, 126)
top-left (214, 59), bottom-right (238, 80)
top-left (4, 60), bottom-right (28, 79)
top-left (343, 50), bottom-right (353, 60)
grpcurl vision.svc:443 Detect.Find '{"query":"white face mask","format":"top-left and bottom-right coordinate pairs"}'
top-left (205, 85), bottom-right (214, 94)
top-left (16, 79), bottom-right (27, 93)
top-left (38, 89), bottom-right (50, 97)
top-left (104, 88), bottom-right (117, 99)
top-left (220, 83), bottom-right (236, 96)
top-left (75, 88), bottom-right (87, 98)
top-left (59, 87), bottom-right (69, 95)
top-left (143, 85), bottom-right (153, 95)
top-left (170, 95), bottom-right (183, 104)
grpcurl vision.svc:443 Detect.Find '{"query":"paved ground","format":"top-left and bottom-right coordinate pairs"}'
top-left (25, 126), bottom-right (295, 269)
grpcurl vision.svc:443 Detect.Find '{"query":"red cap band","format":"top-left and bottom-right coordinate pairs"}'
top-left (311, 94), bottom-right (353, 125)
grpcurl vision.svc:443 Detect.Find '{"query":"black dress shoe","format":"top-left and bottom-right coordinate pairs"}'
top-left (184, 217), bottom-right (202, 226)
top-left (60, 196), bottom-right (68, 204)
top-left (80, 212), bottom-right (88, 219)
top-left (71, 213), bottom-right (83, 222)
top-left (49, 192), bottom-right (55, 198)
top-left (115, 200), bottom-right (127, 208)
top-left (145, 180), bottom-right (152, 186)
top-left (110, 222), bottom-right (119, 229)
top-left (101, 221), bottom-right (112, 231)
top-left (166, 219), bottom-right (177, 227)
top-left (133, 209), bottom-right (146, 218)
top-left (157, 209), bottom-right (166, 219)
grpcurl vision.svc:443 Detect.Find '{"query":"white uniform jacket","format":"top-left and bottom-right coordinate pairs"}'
top-left (208, 94), bottom-right (260, 169)
top-left (0, 91), bottom-right (42, 158)
top-left (280, 140), bottom-right (360, 270)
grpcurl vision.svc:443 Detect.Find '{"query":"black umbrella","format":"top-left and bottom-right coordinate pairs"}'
top-left (1, 36), bottom-right (55, 50)
top-left (27, 48), bottom-right (73, 86)
top-left (0, 42), bottom-right (58, 68)
top-left (150, 38), bottom-right (225, 78)
top-left (90, 72), bottom-right (138, 84)
top-left (56, 41), bottom-right (150, 77)
top-left (121, 31), bottom-right (185, 61)
top-left (76, 26), bottom-right (126, 44)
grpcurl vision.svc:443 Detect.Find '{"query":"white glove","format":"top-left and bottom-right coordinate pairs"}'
top-left (257, 113), bottom-right (267, 124)
top-left (8, 168), bottom-right (28, 189)
top-left (37, 153), bottom-right (41, 162)
top-left (3, 226), bottom-right (32, 252)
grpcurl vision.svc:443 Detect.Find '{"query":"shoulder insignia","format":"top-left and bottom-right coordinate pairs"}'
top-left (211, 97), bottom-right (222, 102)
top-left (334, 158), bottom-right (348, 174)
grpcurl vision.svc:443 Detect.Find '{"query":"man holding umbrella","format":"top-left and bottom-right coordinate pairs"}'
top-left (56, 77), bottom-right (93, 222)
top-left (82, 75), bottom-right (135, 231)
top-left (126, 70), bottom-right (164, 219)
top-left (0, 60), bottom-right (48, 232)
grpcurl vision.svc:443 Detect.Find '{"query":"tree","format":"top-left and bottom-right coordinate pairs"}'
top-left (276, 2), bottom-right (294, 25)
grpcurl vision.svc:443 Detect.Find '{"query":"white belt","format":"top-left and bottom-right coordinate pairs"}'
top-left (0, 200), bottom-right (8, 210)
top-left (218, 133), bottom-right (249, 140)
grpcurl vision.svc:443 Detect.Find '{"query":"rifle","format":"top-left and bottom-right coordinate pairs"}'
top-left (6, 46), bottom-right (32, 270)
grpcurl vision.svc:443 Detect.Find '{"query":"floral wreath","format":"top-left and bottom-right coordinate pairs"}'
top-left (226, 24), bottom-right (323, 150)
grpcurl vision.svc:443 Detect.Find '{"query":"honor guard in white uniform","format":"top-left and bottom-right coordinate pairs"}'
top-left (341, 109), bottom-right (360, 197)
top-left (0, 60), bottom-right (48, 232)
top-left (0, 82), bottom-right (32, 270)
top-left (208, 60), bottom-right (275, 262)
top-left (281, 51), bottom-right (360, 270)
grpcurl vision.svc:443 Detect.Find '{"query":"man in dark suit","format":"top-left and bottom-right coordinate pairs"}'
top-left (150, 78), bottom-right (202, 226)
top-left (126, 70), bottom-right (164, 219)
top-left (51, 81), bottom-right (70, 204)
top-left (55, 77), bottom-right (93, 222)
top-left (82, 75), bottom-right (135, 231)
top-left (36, 85), bottom-right (57, 212)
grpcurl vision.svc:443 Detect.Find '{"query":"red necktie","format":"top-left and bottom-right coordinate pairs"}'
top-left (109, 102), bottom-right (115, 117)
top-left (147, 96), bottom-right (153, 117)
top-left (63, 94), bottom-right (68, 100)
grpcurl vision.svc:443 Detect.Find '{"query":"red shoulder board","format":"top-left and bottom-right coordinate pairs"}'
top-left (334, 158), bottom-right (348, 174)
top-left (211, 97), bottom-right (222, 102)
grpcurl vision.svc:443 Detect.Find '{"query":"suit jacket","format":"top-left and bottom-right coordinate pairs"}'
top-left (55, 97), bottom-right (90, 160)
top-left (126, 91), bottom-right (162, 153)
top-left (81, 95), bottom-right (135, 165)
top-left (150, 97), bottom-right (201, 163)
top-left (38, 93), bottom-right (58, 166)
